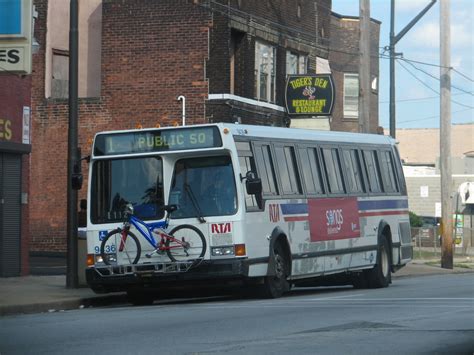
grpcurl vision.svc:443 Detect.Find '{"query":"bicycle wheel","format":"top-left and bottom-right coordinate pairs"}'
top-left (100, 228), bottom-right (141, 265)
top-left (165, 224), bottom-right (206, 262)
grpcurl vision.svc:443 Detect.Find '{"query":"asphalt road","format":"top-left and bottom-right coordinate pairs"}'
top-left (1, 274), bottom-right (473, 355)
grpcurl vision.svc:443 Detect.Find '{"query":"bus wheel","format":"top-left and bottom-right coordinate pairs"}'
top-left (260, 242), bottom-right (290, 298)
top-left (367, 236), bottom-right (391, 288)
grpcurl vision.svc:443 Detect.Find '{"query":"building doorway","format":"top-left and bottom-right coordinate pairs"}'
top-left (0, 153), bottom-right (21, 277)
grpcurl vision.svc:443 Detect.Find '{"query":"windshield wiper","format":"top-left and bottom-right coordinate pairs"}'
top-left (184, 183), bottom-right (206, 223)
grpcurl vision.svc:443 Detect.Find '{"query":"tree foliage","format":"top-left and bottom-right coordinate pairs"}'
top-left (409, 211), bottom-right (423, 227)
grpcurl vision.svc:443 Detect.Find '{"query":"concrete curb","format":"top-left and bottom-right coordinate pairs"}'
top-left (1, 265), bottom-right (473, 317)
top-left (393, 268), bottom-right (474, 279)
top-left (0, 294), bottom-right (128, 317)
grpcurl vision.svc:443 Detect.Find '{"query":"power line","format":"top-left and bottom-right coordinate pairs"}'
top-left (397, 60), bottom-right (474, 109)
top-left (380, 95), bottom-right (438, 103)
top-left (403, 60), bottom-right (474, 96)
top-left (380, 54), bottom-right (474, 84)
top-left (396, 108), bottom-right (473, 125)
top-left (452, 68), bottom-right (474, 82)
top-left (380, 53), bottom-right (448, 69)
top-left (203, 1), bottom-right (331, 50)
top-left (379, 91), bottom-right (473, 104)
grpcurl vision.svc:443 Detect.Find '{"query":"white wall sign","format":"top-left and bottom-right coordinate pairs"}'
top-left (420, 185), bottom-right (429, 198)
top-left (435, 202), bottom-right (442, 218)
top-left (22, 106), bottom-right (30, 144)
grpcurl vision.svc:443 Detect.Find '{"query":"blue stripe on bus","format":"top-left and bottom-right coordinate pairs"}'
top-left (358, 199), bottom-right (408, 211)
top-left (280, 203), bottom-right (308, 215)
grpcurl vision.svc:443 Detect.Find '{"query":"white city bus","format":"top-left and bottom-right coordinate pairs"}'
top-left (85, 123), bottom-right (412, 301)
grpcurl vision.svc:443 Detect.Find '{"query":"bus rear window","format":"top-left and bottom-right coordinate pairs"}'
top-left (91, 157), bottom-right (164, 223)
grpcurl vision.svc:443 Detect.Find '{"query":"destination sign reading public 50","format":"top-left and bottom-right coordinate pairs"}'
top-left (93, 126), bottom-right (222, 156)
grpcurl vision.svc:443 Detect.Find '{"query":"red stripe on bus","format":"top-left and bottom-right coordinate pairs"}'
top-left (359, 210), bottom-right (409, 217)
top-left (283, 216), bottom-right (308, 222)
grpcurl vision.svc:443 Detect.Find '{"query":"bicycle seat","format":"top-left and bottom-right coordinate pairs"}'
top-left (164, 204), bottom-right (177, 213)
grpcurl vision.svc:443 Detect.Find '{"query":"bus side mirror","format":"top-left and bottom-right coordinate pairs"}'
top-left (245, 171), bottom-right (262, 195)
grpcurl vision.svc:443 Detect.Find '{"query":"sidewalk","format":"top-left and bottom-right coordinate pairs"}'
top-left (1, 261), bottom-right (473, 316)
top-left (0, 275), bottom-right (127, 316)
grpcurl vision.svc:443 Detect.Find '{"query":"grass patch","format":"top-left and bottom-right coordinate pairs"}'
top-left (412, 250), bottom-right (441, 260)
top-left (421, 260), bottom-right (474, 269)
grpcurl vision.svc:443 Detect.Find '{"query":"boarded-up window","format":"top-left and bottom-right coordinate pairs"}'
top-left (51, 50), bottom-right (69, 99)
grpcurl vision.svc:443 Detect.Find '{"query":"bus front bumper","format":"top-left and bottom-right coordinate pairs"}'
top-left (86, 259), bottom-right (250, 293)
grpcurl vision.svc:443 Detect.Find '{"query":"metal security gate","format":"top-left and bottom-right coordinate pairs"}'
top-left (0, 153), bottom-right (21, 277)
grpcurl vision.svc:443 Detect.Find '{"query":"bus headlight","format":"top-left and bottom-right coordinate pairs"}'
top-left (211, 246), bottom-right (234, 256)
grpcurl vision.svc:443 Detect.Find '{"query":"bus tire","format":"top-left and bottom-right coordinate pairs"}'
top-left (367, 235), bottom-right (391, 288)
top-left (260, 242), bottom-right (290, 298)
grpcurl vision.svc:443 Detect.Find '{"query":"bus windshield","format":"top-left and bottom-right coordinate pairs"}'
top-left (91, 156), bottom-right (164, 223)
top-left (169, 155), bottom-right (237, 218)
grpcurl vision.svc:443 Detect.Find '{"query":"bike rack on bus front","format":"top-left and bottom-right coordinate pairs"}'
top-left (93, 260), bottom-right (201, 277)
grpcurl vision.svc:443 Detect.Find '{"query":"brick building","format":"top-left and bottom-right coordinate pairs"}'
top-left (0, 0), bottom-right (33, 276)
top-left (329, 12), bottom-right (380, 133)
top-left (0, 75), bottom-right (31, 276)
top-left (29, 0), bottom-right (382, 253)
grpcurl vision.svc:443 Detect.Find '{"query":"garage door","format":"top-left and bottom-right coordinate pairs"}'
top-left (0, 153), bottom-right (21, 277)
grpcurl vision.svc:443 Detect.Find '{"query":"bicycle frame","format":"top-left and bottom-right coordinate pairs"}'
top-left (121, 212), bottom-right (189, 254)
top-left (128, 215), bottom-right (166, 249)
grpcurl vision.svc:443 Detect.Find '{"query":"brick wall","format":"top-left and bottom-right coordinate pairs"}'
top-left (30, 0), bottom-right (211, 251)
top-left (0, 74), bottom-right (31, 274)
top-left (29, 0), bottom-right (372, 252)
top-left (329, 14), bottom-right (380, 133)
top-left (206, 0), bottom-right (332, 124)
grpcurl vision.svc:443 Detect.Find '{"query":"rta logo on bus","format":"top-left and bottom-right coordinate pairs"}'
top-left (211, 223), bottom-right (231, 234)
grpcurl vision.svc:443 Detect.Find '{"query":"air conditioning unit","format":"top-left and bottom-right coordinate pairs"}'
top-left (459, 182), bottom-right (474, 205)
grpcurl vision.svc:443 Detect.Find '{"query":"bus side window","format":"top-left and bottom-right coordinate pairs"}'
top-left (378, 150), bottom-right (399, 193)
top-left (321, 147), bottom-right (345, 194)
top-left (298, 147), bottom-right (325, 196)
top-left (392, 146), bottom-right (407, 195)
top-left (274, 145), bottom-right (302, 196)
top-left (253, 143), bottom-right (279, 197)
top-left (362, 150), bottom-right (383, 194)
top-left (342, 149), bottom-right (365, 194)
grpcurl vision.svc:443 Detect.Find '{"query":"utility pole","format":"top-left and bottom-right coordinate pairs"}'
top-left (389, 0), bottom-right (396, 138)
top-left (388, 0), bottom-right (437, 138)
top-left (66, 0), bottom-right (79, 288)
top-left (440, 0), bottom-right (453, 269)
top-left (359, 0), bottom-right (370, 133)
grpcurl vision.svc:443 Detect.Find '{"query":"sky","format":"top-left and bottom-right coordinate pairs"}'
top-left (332, 0), bottom-right (474, 129)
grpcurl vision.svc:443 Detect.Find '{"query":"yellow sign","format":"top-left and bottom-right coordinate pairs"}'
top-left (0, 119), bottom-right (12, 140)
top-left (285, 75), bottom-right (335, 116)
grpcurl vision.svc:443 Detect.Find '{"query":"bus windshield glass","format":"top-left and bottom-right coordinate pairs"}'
top-left (91, 157), bottom-right (164, 223)
top-left (169, 155), bottom-right (237, 218)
